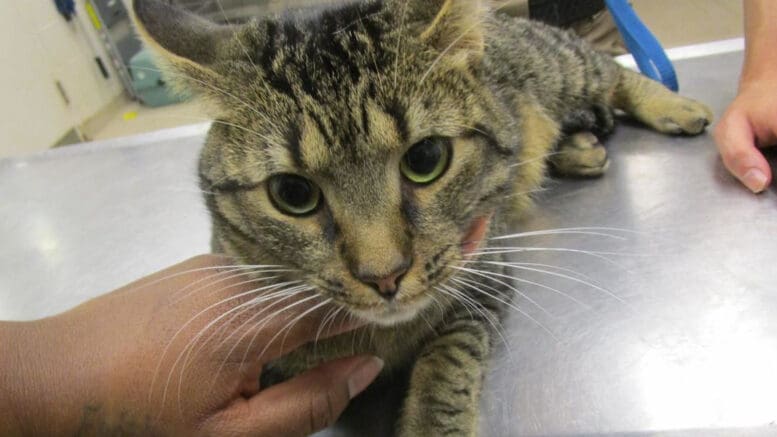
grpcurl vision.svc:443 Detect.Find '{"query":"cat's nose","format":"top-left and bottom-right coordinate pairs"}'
top-left (356, 261), bottom-right (411, 299)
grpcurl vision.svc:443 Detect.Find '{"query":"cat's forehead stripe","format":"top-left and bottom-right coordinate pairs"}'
top-left (383, 98), bottom-right (409, 143)
top-left (297, 111), bottom-right (328, 171)
top-left (257, 2), bottom-right (391, 103)
top-left (284, 121), bottom-right (304, 170)
top-left (296, 99), bottom-right (407, 173)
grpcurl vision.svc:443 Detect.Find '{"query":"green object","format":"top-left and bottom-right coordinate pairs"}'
top-left (129, 49), bottom-right (188, 107)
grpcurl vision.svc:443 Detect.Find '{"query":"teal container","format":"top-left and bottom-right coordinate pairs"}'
top-left (129, 49), bottom-right (188, 107)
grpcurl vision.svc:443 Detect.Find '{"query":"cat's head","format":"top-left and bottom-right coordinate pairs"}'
top-left (133, 0), bottom-right (519, 325)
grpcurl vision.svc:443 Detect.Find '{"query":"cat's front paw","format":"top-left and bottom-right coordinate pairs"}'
top-left (641, 95), bottom-right (714, 136)
top-left (656, 98), bottom-right (714, 135)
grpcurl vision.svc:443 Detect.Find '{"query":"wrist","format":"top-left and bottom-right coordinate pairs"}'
top-left (0, 321), bottom-right (46, 435)
top-left (0, 317), bottom-right (100, 437)
top-left (740, 62), bottom-right (777, 90)
top-left (741, 0), bottom-right (777, 88)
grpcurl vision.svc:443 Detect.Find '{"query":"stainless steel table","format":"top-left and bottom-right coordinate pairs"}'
top-left (1, 49), bottom-right (776, 436)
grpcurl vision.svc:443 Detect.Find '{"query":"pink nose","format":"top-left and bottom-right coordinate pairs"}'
top-left (356, 263), bottom-right (410, 299)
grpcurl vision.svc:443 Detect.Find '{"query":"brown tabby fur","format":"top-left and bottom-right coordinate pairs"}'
top-left (132, 0), bottom-right (712, 435)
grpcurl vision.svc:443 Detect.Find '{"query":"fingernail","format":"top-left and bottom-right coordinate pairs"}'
top-left (742, 168), bottom-right (768, 193)
top-left (347, 357), bottom-right (384, 399)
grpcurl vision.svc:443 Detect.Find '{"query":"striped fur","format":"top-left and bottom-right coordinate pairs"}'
top-left (133, 0), bottom-right (712, 435)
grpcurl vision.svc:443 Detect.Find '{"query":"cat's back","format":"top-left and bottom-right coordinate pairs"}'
top-left (482, 13), bottom-right (619, 112)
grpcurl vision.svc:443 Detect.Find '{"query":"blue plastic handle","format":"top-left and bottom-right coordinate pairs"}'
top-left (54, 0), bottom-right (76, 21)
top-left (605, 0), bottom-right (679, 91)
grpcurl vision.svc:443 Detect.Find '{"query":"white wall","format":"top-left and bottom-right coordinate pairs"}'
top-left (0, 1), bottom-right (124, 158)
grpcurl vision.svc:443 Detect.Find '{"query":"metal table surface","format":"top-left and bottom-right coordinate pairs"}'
top-left (1, 50), bottom-right (776, 436)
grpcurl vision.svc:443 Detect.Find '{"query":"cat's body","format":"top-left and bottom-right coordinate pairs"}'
top-left (133, 0), bottom-right (712, 435)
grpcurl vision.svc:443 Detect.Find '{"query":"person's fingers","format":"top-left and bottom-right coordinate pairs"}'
top-left (207, 355), bottom-right (384, 437)
top-left (128, 255), bottom-right (361, 362)
top-left (180, 279), bottom-right (364, 365)
top-left (714, 109), bottom-right (772, 193)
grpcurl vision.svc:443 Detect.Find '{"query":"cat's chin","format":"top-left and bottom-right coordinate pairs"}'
top-left (349, 295), bottom-right (433, 327)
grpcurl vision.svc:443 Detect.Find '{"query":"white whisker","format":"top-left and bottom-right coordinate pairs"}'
top-left (255, 297), bottom-right (332, 365)
top-left (333, 11), bottom-right (382, 34)
top-left (202, 289), bottom-right (318, 400)
top-left (480, 260), bottom-right (624, 303)
top-left (172, 284), bottom-right (305, 410)
top-left (471, 246), bottom-right (634, 267)
top-left (128, 66), bottom-right (271, 123)
top-left (435, 285), bottom-right (473, 320)
top-left (438, 284), bottom-right (501, 331)
top-left (170, 268), bottom-right (291, 304)
top-left (393, 0), bottom-right (411, 89)
top-left (504, 187), bottom-right (551, 199)
top-left (491, 261), bottom-right (597, 282)
top-left (453, 266), bottom-right (555, 317)
top-left (457, 262), bottom-right (595, 308)
top-left (313, 305), bottom-right (345, 357)
top-left (186, 283), bottom-right (312, 368)
top-left (449, 269), bottom-right (559, 341)
top-left (133, 263), bottom-right (272, 295)
top-left (490, 226), bottom-right (646, 241)
top-left (438, 283), bottom-right (512, 357)
top-left (419, 19), bottom-right (483, 84)
top-left (172, 267), bottom-right (297, 304)
top-left (509, 152), bottom-right (563, 168)
top-left (152, 280), bottom-right (300, 412)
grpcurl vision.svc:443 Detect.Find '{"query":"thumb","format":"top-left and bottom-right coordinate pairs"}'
top-left (221, 356), bottom-right (384, 437)
top-left (714, 109), bottom-right (772, 193)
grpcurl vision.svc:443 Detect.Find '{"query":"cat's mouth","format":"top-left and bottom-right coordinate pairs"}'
top-left (348, 294), bottom-right (433, 326)
top-left (461, 213), bottom-right (493, 257)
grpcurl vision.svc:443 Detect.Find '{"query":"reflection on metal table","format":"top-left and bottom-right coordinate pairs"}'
top-left (1, 49), bottom-right (775, 436)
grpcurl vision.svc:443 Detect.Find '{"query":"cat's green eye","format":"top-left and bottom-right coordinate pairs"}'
top-left (400, 137), bottom-right (451, 185)
top-left (268, 174), bottom-right (321, 216)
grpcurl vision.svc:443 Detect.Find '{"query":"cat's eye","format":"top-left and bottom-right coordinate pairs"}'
top-left (268, 174), bottom-right (321, 216)
top-left (400, 137), bottom-right (451, 185)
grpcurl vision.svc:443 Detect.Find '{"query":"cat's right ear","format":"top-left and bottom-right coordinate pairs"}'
top-left (391, 0), bottom-right (486, 65)
top-left (131, 0), bottom-right (262, 96)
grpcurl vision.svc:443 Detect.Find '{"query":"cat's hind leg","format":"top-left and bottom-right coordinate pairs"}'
top-left (550, 104), bottom-right (615, 178)
top-left (612, 68), bottom-right (714, 135)
top-left (550, 131), bottom-right (610, 177)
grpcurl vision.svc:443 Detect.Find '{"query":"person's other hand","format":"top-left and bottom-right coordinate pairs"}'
top-left (3, 255), bottom-right (381, 436)
top-left (714, 79), bottom-right (776, 193)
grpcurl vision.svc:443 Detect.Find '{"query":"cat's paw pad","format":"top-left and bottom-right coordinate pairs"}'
top-left (654, 99), bottom-right (713, 135)
top-left (550, 132), bottom-right (610, 177)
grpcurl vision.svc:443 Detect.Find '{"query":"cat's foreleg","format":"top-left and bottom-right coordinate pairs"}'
top-left (397, 319), bottom-right (491, 437)
top-left (612, 68), bottom-right (714, 135)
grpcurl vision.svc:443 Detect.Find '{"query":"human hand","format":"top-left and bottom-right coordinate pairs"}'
top-left (1, 255), bottom-right (382, 436)
top-left (714, 79), bottom-right (776, 193)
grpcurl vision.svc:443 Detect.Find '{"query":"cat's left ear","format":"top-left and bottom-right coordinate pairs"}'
top-left (418, 0), bottom-right (487, 67)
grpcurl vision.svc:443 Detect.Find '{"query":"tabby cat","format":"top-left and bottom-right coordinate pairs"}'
top-left (132, 0), bottom-right (712, 434)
